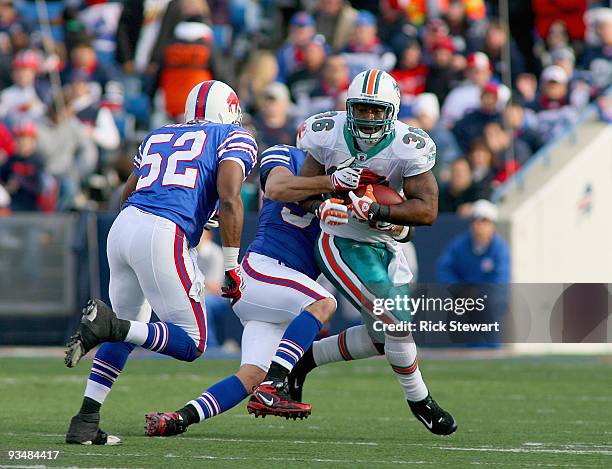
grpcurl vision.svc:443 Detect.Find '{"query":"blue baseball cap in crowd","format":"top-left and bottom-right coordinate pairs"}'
top-left (355, 10), bottom-right (377, 27)
top-left (290, 11), bottom-right (315, 28)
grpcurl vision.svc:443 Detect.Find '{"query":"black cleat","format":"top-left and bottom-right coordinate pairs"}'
top-left (287, 363), bottom-right (308, 402)
top-left (408, 394), bottom-right (457, 436)
top-left (145, 412), bottom-right (188, 437)
top-left (65, 299), bottom-right (128, 368)
top-left (247, 380), bottom-right (311, 419)
top-left (65, 412), bottom-right (121, 445)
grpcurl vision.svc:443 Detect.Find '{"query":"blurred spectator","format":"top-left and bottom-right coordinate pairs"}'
top-left (0, 0), bottom-right (30, 50)
top-left (377, 0), bottom-right (414, 58)
top-left (532, 0), bottom-right (587, 43)
top-left (480, 20), bottom-right (526, 82)
top-left (63, 36), bottom-right (118, 90)
top-left (0, 50), bottom-right (46, 123)
top-left (582, 7), bottom-right (612, 93)
top-left (528, 65), bottom-right (584, 142)
top-left (390, 38), bottom-right (428, 98)
top-left (503, 99), bottom-right (543, 154)
top-left (466, 138), bottom-right (496, 195)
top-left (452, 82), bottom-right (502, 153)
top-left (115, 0), bottom-right (172, 76)
top-left (150, 0), bottom-right (211, 72)
top-left (36, 97), bottom-right (97, 211)
top-left (158, 19), bottom-right (219, 120)
top-left (299, 53), bottom-right (349, 120)
top-left (196, 229), bottom-right (227, 348)
top-left (549, 47), bottom-right (575, 79)
top-left (424, 36), bottom-right (462, 104)
top-left (77, 0), bottom-right (124, 66)
top-left (237, 50), bottom-right (278, 114)
top-left (483, 122), bottom-right (531, 175)
top-left (0, 120), bottom-right (14, 165)
top-left (437, 199), bottom-right (510, 284)
top-left (343, 10), bottom-right (396, 77)
top-left (0, 181), bottom-right (9, 215)
top-left (253, 82), bottom-right (296, 151)
top-left (409, 93), bottom-right (460, 179)
top-left (276, 11), bottom-right (317, 83)
top-left (312, 0), bottom-right (357, 51)
top-left (66, 71), bottom-right (121, 160)
top-left (441, 52), bottom-right (510, 127)
top-left (438, 158), bottom-right (487, 215)
top-left (0, 121), bottom-right (43, 211)
top-left (444, 0), bottom-right (487, 54)
top-left (287, 39), bottom-right (326, 103)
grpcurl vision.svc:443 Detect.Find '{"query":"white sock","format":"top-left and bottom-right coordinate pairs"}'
top-left (313, 325), bottom-right (380, 366)
top-left (384, 333), bottom-right (428, 402)
top-left (125, 321), bottom-right (149, 345)
top-left (84, 380), bottom-right (111, 404)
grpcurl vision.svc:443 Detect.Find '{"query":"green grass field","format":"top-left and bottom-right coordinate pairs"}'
top-left (0, 355), bottom-right (611, 468)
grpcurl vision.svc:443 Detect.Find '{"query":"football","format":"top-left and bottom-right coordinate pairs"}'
top-left (350, 184), bottom-right (404, 205)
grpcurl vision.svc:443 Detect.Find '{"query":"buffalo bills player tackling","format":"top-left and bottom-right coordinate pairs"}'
top-left (63, 80), bottom-right (256, 445)
top-left (143, 144), bottom-right (371, 435)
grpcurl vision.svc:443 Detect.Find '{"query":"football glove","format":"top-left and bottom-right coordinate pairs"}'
top-left (204, 211), bottom-right (219, 230)
top-left (329, 166), bottom-right (363, 191)
top-left (221, 266), bottom-right (244, 305)
top-left (315, 198), bottom-right (349, 225)
top-left (348, 184), bottom-right (377, 222)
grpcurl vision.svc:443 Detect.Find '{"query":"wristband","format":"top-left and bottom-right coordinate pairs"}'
top-left (222, 247), bottom-right (240, 270)
top-left (393, 226), bottom-right (414, 243)
top-left (308, 200), bottom-right (323, 216)
top-left (367, 203), bottom-right (391, 222)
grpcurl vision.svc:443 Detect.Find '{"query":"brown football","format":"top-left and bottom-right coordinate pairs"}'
top-left (350, 184), bottom-right (404, 205)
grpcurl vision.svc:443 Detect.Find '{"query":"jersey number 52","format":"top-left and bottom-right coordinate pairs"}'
top-left (136, 130), bottom-right (207, 190)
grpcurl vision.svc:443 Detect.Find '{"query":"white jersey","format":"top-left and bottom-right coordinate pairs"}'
top-left (297, 111), bottom-right (435, 243)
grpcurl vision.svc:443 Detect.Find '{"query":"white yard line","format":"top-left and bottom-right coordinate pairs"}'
top-left (437, 446), bottom-right (612, 456)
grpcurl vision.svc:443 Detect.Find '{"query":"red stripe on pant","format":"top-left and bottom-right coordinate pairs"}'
top-left (321, 233), bottom-right (394, 325)
top-left (174, 226), bottom-right (207, 353)
top-left (243, 254), bottom-right (325, 301)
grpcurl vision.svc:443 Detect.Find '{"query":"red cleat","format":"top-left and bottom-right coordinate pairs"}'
top-left (145, 412), bottom-right (187, 437)
top-left (247, 380), bottom-right (312, 420)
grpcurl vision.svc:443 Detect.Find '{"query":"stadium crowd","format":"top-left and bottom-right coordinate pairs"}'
top-left (0, 0), bottom-right (610, 216)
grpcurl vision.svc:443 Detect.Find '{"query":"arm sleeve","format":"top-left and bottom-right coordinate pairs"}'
top-left (217, 127), bottom-right (258, 180)
top-left (259, 145), bottom-right (295, 190)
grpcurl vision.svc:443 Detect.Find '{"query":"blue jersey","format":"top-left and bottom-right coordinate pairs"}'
top-left (126, 121), bottom-right (257, 247)
top-left (248, 145), bottom-right (321, 280)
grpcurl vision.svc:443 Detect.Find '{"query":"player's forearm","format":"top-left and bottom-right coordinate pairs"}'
top-left (217, 160), bottom-right (245, 249)
top-left (385, 199), bottom-right (438, 226)
top-left (218, 196), bottom-right (243, 248)
top-left (266, 174), bottom-right (333, 202)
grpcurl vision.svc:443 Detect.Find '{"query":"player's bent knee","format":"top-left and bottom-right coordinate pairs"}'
top-left (235, 364), bottom-right (266, 392)
top-left (306, 297), bottom-right (337, 323)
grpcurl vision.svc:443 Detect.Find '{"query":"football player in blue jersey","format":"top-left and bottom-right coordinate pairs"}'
top-left (143, 144), bottom-right (374, 435)
top-left (63, 80), bottom-right (258, 445)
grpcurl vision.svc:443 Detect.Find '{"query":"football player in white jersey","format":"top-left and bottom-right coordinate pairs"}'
top-left (287, 69), bottom-right (457, 435)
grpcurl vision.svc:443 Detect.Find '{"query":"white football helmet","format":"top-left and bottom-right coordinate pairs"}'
top-left (346, 69), bottom-right (401, 144)
top-left (184, 80), bottom-right (242, 126)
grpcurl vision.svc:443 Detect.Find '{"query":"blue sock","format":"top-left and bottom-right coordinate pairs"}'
top-left (272, 311), bottom-right (322, 372)
top-left (85, 341), bottom-right (135, 403)
top-left (187, 375), bottom-right (248, 422)
top-left (141, 322), bottom-right (201, 362)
